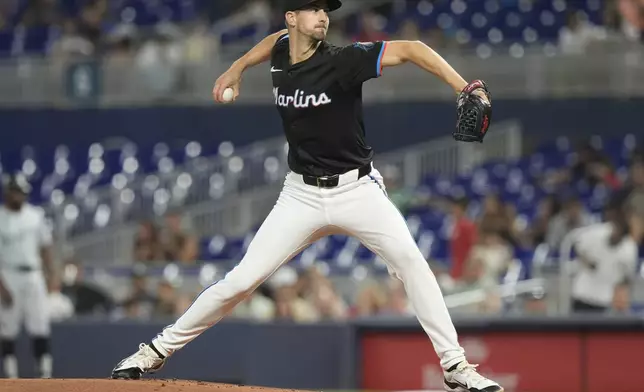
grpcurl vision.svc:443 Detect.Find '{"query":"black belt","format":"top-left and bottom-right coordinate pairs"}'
top-left (302, 164), bottom-right (371, 188)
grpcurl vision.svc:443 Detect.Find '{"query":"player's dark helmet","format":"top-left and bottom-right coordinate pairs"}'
top-left (1, 172), bottom-right (32, 194)
top-left (282, 0), bottom-right (342, 13)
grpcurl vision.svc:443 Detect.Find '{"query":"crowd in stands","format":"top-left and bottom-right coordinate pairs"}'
top-left (0, 0), bottom-right (642, 61)
top-left (133, 210), bottom-right (199, 264)
top-left (5, 1), bottom-right (642, 324)
top-left (38, 135), bottom-right (644, 324)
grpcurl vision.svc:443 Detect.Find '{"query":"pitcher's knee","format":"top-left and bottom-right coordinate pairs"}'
top-left (393, 252), bottom-right (436, 279)
top-left (207, 269), bottom-right (259, 301)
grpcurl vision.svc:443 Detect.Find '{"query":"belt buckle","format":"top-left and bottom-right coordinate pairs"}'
top-left (316, 174), bottom-right (338, 188)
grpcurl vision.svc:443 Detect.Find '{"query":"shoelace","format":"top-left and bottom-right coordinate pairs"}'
top-left (454, 363), bottom-right (487, 387)
top-left (131, 343), bottom-right (158, 368)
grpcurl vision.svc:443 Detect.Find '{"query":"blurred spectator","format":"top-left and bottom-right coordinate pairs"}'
top-left (350, 282), bottom-right (387, 317)
top-left (310, 280), bottom-right (349, 320)
top-left (588, 157), bottom-right (622, 190)
top-left (297, 267), bottom-right (348, 321)
top-left (526, 196), bottom-right (560, 246)
top-left (563, 142), bottom-right (602, 184)
top-left (395, 18), bottom-right (421, 41)
top-left (424, 27), bottom-right (452, 49)
top-left (543, 143), bottom-right (620, 194)
top-left (571, 214), bottom-right (639, 313)
top-left (120, 271), bottom-right (157, 319)
top-left (522, 290), bottom-right (549, 315)
top-left (174, 293), bottom-right (194, 316)
top-left (122, 297), bottom-right (142, 319)
top-left (568, 143), bottom-right (620, 188)
top-left (477, 194), bottom-right (514, 244)
top-left (60, 261), bottom-right (114, 316)
top-left (545, 195), bottom-right (593, 250)
top-left (75, 0), bottom-right (107, 52)
top-left (105, 24), bottom-right (138, 62)
top-left (232, 284), bottom-right (275, 322)
top-left (504, 203), bottom-right (527, 247)
top-left (47, 276), bottom-right (74, 322)
top-left (558, 10), bottom-right (607, 55)
top-left (183, 18), bottom-right (218, 64)
top-left (50, 19), bottom-right (95, 58)
top-left (618, 0), bottom-right (644, 41)
top-left (463, 231), bottom-right (513, 289)
top-left (135, 24), bottom-right (184, 100)
top-left (153, 280), bottom-right (181, 318)
top-left (611, 282), bottom-right (632, 314)
top-left (161, 211), bottom-right (199, 263)
top-left (270, 266), bottom-right (318, 323)
top-left (382, 278), bottom-right (414, 316)
top-left (448, 197), bottom-right (478, 281)
top-left (274, 283), bottom-right (317, 322)
top-left (133, 220), bottom-right (164, 262)
top-left (352, 10), bottom-right (389, 42)
top-left (380, 165), bottom-right (425, 215)
top-left (612, 159), bottom-right (644, 223)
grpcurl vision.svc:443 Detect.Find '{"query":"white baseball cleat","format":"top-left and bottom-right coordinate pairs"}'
top-left (111, 343), bottom-right (166, 380)
top-left (443, 361), bottom-right (504, 392)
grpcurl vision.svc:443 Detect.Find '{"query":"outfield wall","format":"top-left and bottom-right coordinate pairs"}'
top-left (9, 315), bottom-right (644, 392)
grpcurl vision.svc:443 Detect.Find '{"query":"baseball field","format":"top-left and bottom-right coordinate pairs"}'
top-left (0, 379), bottom-right (317, 392)
top-left (0, 379), bottom-right (446, 392)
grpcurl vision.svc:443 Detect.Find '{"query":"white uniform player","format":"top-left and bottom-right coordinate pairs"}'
top-left (112, 1), bottom-right (502, 391)
top-left (0, 173), bottom-right (54, 379)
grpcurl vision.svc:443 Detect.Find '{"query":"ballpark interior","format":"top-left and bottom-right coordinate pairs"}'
top-left (0, 1), bottom-right (643, 392)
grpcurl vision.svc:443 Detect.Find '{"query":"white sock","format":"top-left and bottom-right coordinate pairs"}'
top-left (3, 355), bottom-right (19, 379)
top-left (39, 354), bottom-right (53, 378)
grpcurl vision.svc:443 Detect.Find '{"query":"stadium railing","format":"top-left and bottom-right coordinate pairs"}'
top-left (65, 120), bottom-right (522, 264)
top-left (45, 136), bottom-right (290, 239)
top-left (0, 42), bottom-right (643, 107)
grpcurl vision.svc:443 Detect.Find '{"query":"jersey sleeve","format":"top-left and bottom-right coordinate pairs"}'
top-left (276, 32), bottom-right (289, 44)
top-left (334, 41), bottom-right (388, 88)
top-left (272, 32), bottom-right (289, 53)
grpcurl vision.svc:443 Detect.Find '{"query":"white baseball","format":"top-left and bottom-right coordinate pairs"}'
top-left (222, 87), bottom-right (234, 102)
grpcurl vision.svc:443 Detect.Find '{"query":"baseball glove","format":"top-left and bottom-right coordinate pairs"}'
top-left (453, 80), bottom-right (492, 143)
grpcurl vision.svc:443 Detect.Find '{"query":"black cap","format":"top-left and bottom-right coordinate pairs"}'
top-left (282, 0), bottom-right (342, 13)
top-left (2, 173), bottom-right (31, 194)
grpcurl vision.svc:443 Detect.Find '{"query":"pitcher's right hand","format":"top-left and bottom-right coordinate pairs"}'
top-left (213, 66), bottom-right (242, 104)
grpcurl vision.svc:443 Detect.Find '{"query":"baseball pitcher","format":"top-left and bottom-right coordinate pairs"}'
top-left (111, 1), bottom-right (496, 391)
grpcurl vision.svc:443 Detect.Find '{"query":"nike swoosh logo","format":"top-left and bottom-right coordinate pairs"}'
top-left (444, 378), bottom-right (469, 390)
top-left (271, 67), bottom-right (282, 72)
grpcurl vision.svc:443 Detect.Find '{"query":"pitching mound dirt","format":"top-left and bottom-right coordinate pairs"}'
top-left (0, 378), bottom-right (310, 392)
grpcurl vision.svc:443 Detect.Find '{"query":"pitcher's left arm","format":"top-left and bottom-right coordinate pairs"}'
top-left (379, 40), bottom-right (470, 96)
top-left (379, 40), bottom-right (492, 142)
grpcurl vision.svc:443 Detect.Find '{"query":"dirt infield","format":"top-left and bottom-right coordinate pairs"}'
top-left (0, 379), bottom-right (313, 392)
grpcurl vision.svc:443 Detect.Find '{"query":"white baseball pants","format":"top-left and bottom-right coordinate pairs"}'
top-left (0, 269), bottom-right (50, 338)
top-left (152, 165), bottom-right (466, 369)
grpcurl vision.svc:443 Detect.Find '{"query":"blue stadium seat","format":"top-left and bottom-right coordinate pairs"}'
top-left (0, 30), bottom-right (14, 57)
top-left (22, 26), bottom-right (57, 55)
top-left (355, 245), bottom-right (376, 263)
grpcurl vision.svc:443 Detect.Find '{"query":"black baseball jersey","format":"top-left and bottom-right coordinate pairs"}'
top-left (270, 33), bottom-right (388, 177)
